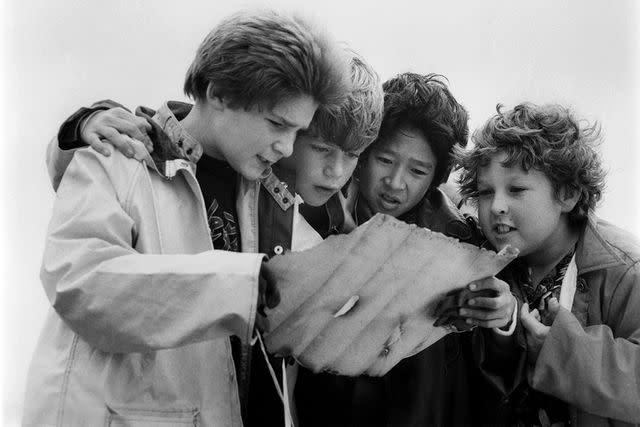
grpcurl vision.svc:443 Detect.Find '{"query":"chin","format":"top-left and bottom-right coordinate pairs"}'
top-left (305, 194), bottom-right (329, 207)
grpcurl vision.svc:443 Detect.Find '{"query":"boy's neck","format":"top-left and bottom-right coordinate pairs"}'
top-left (180, 104), bottom-right (225, 161)
top-left (525, 220), bottom-right (580, 286)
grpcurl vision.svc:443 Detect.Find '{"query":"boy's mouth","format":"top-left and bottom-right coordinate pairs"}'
top-left (314, 185), bottom-right (340, 196)
top-left (493, 224), bottom-right (516, 235)
top-left (257, 155), bottom-right (272, 168)
top-left (378, 193), bottom-right (402, 210)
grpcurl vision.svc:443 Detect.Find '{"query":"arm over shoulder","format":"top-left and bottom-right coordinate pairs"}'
top-left (46, 100), bottom-right (127, 191)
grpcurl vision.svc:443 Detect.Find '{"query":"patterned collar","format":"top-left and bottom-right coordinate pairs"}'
top-left (152, 102), bottom-right (204, 164)
top-left (520, 248), bottom-right (576, 310)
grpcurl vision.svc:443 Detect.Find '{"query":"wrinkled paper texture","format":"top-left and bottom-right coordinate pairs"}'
top-left (263, 214), bottom-right (518, 376)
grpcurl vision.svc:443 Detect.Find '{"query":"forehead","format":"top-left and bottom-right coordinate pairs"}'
top-left (374, 127), bottom-right (435, 162)
top-left (269, 95), bottom-right (318, 128)
top-left (478, 153), bottom-right (549, 184)
top-left (299, 134), bottom-right (367, 155)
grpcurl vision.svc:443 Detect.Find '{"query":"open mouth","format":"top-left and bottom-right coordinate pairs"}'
top-left (378, 193), bottom-right (401, 210)
top-left (494, 224), bottom-right (516, 235)
top-left (257, 155), bottom-right (272, 168)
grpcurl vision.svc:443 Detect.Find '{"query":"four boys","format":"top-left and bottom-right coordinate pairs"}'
top-left (26, 7), bottom-right (640, 427)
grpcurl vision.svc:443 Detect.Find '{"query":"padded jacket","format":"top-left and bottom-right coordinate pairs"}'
top-left (22, 104), bottom-right (265, 427)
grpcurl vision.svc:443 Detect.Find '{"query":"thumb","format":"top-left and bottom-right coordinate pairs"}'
top-left (520, 303), bottom-right (540, 333)
top-left (547, 297), bottom-right (561, 315)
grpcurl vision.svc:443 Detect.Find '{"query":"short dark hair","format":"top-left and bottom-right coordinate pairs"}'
top-left (302, 50), bottom-right (384, 153)
top-left (184, 10), bottom-right (351, 110)
top-left (364, 73), bottom-right (469, 187)
top-left (456, 103), bottom-right (606, 224)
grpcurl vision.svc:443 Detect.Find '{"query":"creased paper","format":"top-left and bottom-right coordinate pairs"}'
top-left (263, 213), bottom-right (518, 376)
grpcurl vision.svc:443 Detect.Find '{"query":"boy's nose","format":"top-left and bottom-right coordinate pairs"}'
top-left (325, 154), bottom-right (345, 178)
top-left (490, 193), bottom-right (508, 215)
top-left (273, 133), bottom-right (296, 158)
top-left (383, 168), bottom-right (405, 190)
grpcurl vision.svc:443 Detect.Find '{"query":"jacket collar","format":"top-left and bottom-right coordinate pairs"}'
top-left (151, 102), bottom-right (203, 163)
top-left (129, 102), bottom-right (202, 180)
top-left (575, 212), bottom-right (626, 274)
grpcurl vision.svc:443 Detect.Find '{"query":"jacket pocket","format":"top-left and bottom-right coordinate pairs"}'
top-left (105, 406), bottom-right (199, 427)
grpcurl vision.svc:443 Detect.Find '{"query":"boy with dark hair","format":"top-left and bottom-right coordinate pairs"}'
top-left (23, 10), bottom-right (350, 427)
top-left (457, 103), bottom-right (640, 425)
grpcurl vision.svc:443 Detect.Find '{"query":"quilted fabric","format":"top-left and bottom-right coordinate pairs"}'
top-left (263, 214), bottom-right (518, 376)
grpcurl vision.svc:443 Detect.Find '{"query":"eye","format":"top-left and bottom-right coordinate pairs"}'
top-left (310, 144), bottom-right (331, 153)
top-left (509, 186), bottom-right (526, 194)
top-left (375, 155), bottom-right (392, 165)
top-left (477, 188), bottom-right (493, 197)
top-left (345, 151), bottom-right (360, 160)
top-left (267, 119), bottom-right (284, 128)
top-left (411, 168), bottom-right (428, 176)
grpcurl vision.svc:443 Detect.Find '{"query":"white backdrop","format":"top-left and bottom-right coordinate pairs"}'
top-left (2, 0), bottom-right (639, 424)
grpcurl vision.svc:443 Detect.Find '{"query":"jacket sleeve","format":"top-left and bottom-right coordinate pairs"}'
top-left (41, 148), bottom-right (262, 353)
top-left (47, 100), bottom-right (127, 191)
top-left (531, 262), bottom-right (640, 423)
top-left (472, 307), bottom-right (528, 396)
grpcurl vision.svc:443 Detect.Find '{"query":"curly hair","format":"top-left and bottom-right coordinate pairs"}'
top-left (456, 103), bottom-right (605, 224)
top-left (184, 10), bottom-right (351, 110)
top-left (364, 73), bottom-right (469, 187)
top-left (301, 49), bottom-right (384, 153)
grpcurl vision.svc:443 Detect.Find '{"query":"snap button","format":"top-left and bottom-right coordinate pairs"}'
top-left (274, 187), bottom-right (280, 194)
top-left (577, 277), bottom-right (587, 292)
top-left (274, 245), bottom-right (284, 255)
top-left (282, 197), bottom-right (289, 204)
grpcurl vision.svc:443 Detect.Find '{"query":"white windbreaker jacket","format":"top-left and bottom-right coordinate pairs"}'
top-left (23, 136), bottom-right (264, 426)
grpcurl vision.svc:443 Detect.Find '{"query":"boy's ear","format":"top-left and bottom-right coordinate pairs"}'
top-left (559, 186), bottom-right (580, 213)
top-left (206, 82), bottom-right (225, 111)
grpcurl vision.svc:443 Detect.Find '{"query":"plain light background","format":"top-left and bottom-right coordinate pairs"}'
top-left (2, 0), bottom-right (639, 424)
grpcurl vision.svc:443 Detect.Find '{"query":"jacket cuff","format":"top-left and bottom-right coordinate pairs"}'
top-left (493, 298), bottom-right (518, 336)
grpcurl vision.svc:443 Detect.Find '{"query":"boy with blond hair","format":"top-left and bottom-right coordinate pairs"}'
top-left (24, 10), bottom-right (350, 427)
top-left (457, 103), bottom-right (640, 426)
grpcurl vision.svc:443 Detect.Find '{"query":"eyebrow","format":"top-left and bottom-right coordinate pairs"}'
top-left (376, 147), bottom-right (434, 169)
top-left (272, 113), bottom-right (307, 130)
top-left (411, 159), bottom-right (434, 169)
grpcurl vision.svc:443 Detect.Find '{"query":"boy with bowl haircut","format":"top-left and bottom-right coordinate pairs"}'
top-left (24, 10), bottom-right (351, 427)
top-left (456, 103), bottom-right (640, 425)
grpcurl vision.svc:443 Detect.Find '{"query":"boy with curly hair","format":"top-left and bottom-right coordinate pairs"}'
top-left (24, 10), bottom-right (351, 427)
top-left (457, 103), bottom-right (640, 425)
